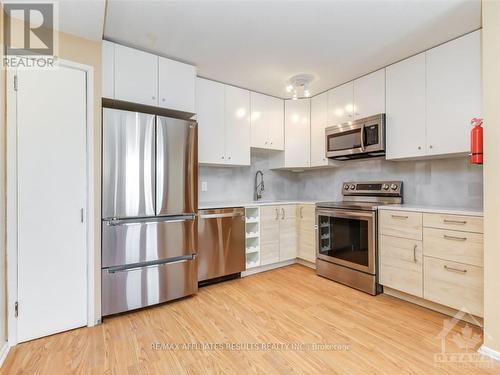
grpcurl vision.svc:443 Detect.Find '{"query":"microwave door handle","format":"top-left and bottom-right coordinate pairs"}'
top-left (360, 124), bottom-right (366, 151)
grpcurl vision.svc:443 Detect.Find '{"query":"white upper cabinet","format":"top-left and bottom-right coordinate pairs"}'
top-left (386, 53), bottom-right (427, 160)
top-left (250, 92), bottom-right (284, 150)
top-left (310, 91), bottom-right (331, 167)
top-left (224, 85), bottom-right (251, 166)
top-left (196, 78), bottom-right (251, 166)
top-left (196, 78), bottom-right (225, 164)
top-left (353, 69), bottom-right (385, 120)
top-left (158, 57), bottom-right (196, 113)
top-left (327, 82), bottom-right (354, 126)
top-left (102, 40), bottom-right (115, 99)
top-left (426, 30), bottom-right (482, 156)
top-left (270, 99), bottom-right (310, 169)
top-left (114, 44), bottom-right (158, 107)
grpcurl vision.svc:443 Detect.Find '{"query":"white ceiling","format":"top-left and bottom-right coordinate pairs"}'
top-left (105, 0), bottom-right (481, 98)
top-left (6, 0), bottom-right (106, 42)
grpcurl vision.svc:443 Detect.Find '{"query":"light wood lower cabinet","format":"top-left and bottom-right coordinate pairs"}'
top-left (297, 205), bottom-right (316, 263)
top-left (379, 209), bottom-right (484, 317)
top-left (260, 205), bottom-right (297, 265)
top-left (379, 235), bottom-right (423, 297)
top-left (423, 257), bottom-right (483, 317)
top-left (279, 205), bottom-right (297, 261)
top-left (260, 206), bottom-right (280, 265)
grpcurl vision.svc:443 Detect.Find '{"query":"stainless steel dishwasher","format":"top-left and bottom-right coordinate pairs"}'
top-left (197, 207), bottom-right (246, 282)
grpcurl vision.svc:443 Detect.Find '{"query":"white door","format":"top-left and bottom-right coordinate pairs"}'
top-left (426, 31), bottom-right (482, 156)
top-left (385, 53), bottom-right (427, 160)
top-left (16, 66), bottom-right (87, 342)
top-left (196, 78), bottom-right (225, 164)
top-left (310, 91), bottom-right (329, 167)
top-left (101, 40), bottom-right (115, 99)
top-left (224, 85), bottom-right (251, 165)
top-left (327, 82), bottom-right (354, 125)
top-left (353, 69), bottom-right (385, 120)
top-left (158, 56), bottom-right (196, 113)
top-left (284, 99), bottom-right (311, 168)
top-left (114, 44), bottom-right (158, 106)
top-left (250, 92), bottom-right (284, 150)
top-left (266, 96), bottom-right (284, 151)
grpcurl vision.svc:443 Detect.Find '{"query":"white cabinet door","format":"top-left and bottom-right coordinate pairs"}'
top-left (279, 205), bottom-right (297, 261)
top-left (102, 40), bottom-right (115, 99)
top-left (250, 92), bottom-right (284, 150)
top-left (327, 82), bottom-right (354, 126)
top-left (284, 99), bottom-right (311, 168)
top-left (224, 85), bottom-right (251, 165)
top-left (158, 57), bottom-right (196, 113)
top-left (353, 69), bottom-right (385, 120)
top-left (426, 31), bottom-right (482, 156)
top-left (196, 78), bottom-right (225, 164)
top-left (310, 91), bottom-right (329, 167)
top-left (386, 53), bottom-right (427, 160)
top-left (114, 44), bottom-right (158, 106)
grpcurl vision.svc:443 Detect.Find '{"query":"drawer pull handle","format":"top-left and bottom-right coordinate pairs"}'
top-left (443, 219), bottom-right (467, 225)
top-left (391, 215), bottom-right (408, 219)
top-left (444, 265), bottom-right (467, 274)
top-left (413, 244), bottom-right (417, 262)
top-left (443, 234), bottom-right (467, 241)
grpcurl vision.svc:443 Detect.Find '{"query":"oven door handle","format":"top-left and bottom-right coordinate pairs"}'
top-left (316, 209), bottom-right (375, 220)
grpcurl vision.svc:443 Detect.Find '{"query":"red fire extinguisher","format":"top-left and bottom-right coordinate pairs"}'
top-left (470, 117), bottom-right (483, 165)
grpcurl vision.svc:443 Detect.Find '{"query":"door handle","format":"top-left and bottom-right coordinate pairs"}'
top-left (444, 265), bottom-right (467, 274)
top-left (360, 124), bottom-right (365, 151)
top-left (281, 208), bottom-right (285, 220)
top-left (80, 208), bottom-right (84, 223)
top-left (299, 207), bottom-right (303, 218)
top-left (443, 234), bottom-right (467, 242)
top-left (391, 214), bottom-right (408, 219)
top-left (275, 208), bottom-right (279, 220)
top-left (443, 219), bottom-right (467, 225)
top-left (199, 213), bottom-right (243, 219)
top-left (413, 244), bottom-right (417, 263)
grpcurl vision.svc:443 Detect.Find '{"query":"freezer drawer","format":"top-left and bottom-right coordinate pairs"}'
top-left (101, 257), bottom-right (198, 316)
top-left (198, 208), bottom-right (246, 282)
top-left (102, 108), bottom-right (156, 219)
top-left (156, 117), bottom-right (198, 216)
top-left (102, 216), bottom-right (197, 268)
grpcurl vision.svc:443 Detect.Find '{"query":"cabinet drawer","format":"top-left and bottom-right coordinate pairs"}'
top-left (423, 213), bottom-right (483, 233)
top-left (423, 228), bottom-right (483, 267)
top-left (424, 257), bottom-right (483, 317)
top-left (379, 235), bottom-right (423, 297)
top-left (379, 210), bottom-right (422, 240)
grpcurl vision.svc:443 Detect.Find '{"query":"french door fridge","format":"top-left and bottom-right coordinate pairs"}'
top-left (101, 108), bottom-right (198, 316)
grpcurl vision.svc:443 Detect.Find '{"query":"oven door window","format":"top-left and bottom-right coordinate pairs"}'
top-left (318, 214), bottom-right (370, 268)
top-left (327, 129), bottom-right (362, 152)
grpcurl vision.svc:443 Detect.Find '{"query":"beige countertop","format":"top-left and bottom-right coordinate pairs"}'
top-left (377, 204), bottom-right (483, 216)
top-left (199, 200), bottom-right (318, 210)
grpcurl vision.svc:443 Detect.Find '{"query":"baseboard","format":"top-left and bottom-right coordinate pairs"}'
top-left (0, 341), bottom-right (10, 368)
top-left (296, 258), bottom-right (316, 269)
top-left (241, 259), bottom-right (297, 277)
top-left (479, 345), bottom-right (500, 362)
top-left (383, 287), bottom-right (483, 327)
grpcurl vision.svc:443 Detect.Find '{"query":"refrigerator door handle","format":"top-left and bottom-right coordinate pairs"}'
top-left (106, 255), bottom-right (196, 273)
top-left (105, 214), bottom-right (196, 226)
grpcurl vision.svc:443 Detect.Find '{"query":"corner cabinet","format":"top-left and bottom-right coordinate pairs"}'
top-left (386, 31), bottom-right (481, 160)
top-left (196, 78), bottom-right (251, 166)
top-left (250, 92), bottom-right (284, 150)
top-left (269, 99), bottom-right (311, 169)
top-left (102, 41), bottom-right (196, 113)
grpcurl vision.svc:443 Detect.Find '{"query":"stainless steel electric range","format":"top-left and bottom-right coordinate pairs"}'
top-left (315, 181), bottom-right (403, 295)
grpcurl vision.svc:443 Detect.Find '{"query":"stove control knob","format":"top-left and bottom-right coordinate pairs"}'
top-left (382, 184), bottom-right (389, 190)
top-left (350, 184), bottom-right (356, 190)
top-left (344, 184), bottom-right (350, 190)
top-left (390, 184), bottom-right (398, 191)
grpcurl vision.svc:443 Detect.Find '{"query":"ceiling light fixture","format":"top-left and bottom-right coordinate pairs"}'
top-left (285, 74), bottom-right (314, 99)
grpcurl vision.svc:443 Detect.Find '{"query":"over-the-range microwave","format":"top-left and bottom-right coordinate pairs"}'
top-left (325, 113), bottom-right (385, 160)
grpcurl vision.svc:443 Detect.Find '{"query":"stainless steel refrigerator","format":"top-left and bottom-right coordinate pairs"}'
top-left (101, 108), bottom-right (198, 316)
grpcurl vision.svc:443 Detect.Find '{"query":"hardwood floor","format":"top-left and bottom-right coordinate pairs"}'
top-left (2, 265), bottom-right (498, 374)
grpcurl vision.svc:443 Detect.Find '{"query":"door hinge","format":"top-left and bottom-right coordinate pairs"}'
top-left (14, 301), bottom-right (18, 318)
top-left (13, 75), bottom-right (18, 91)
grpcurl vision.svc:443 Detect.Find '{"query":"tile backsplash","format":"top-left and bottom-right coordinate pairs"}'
top-left (199, 151), bottom-right (483, 210)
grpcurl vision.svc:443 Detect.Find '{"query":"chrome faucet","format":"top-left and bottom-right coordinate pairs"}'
top-left (254, 170), bottom-right (264, 201)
